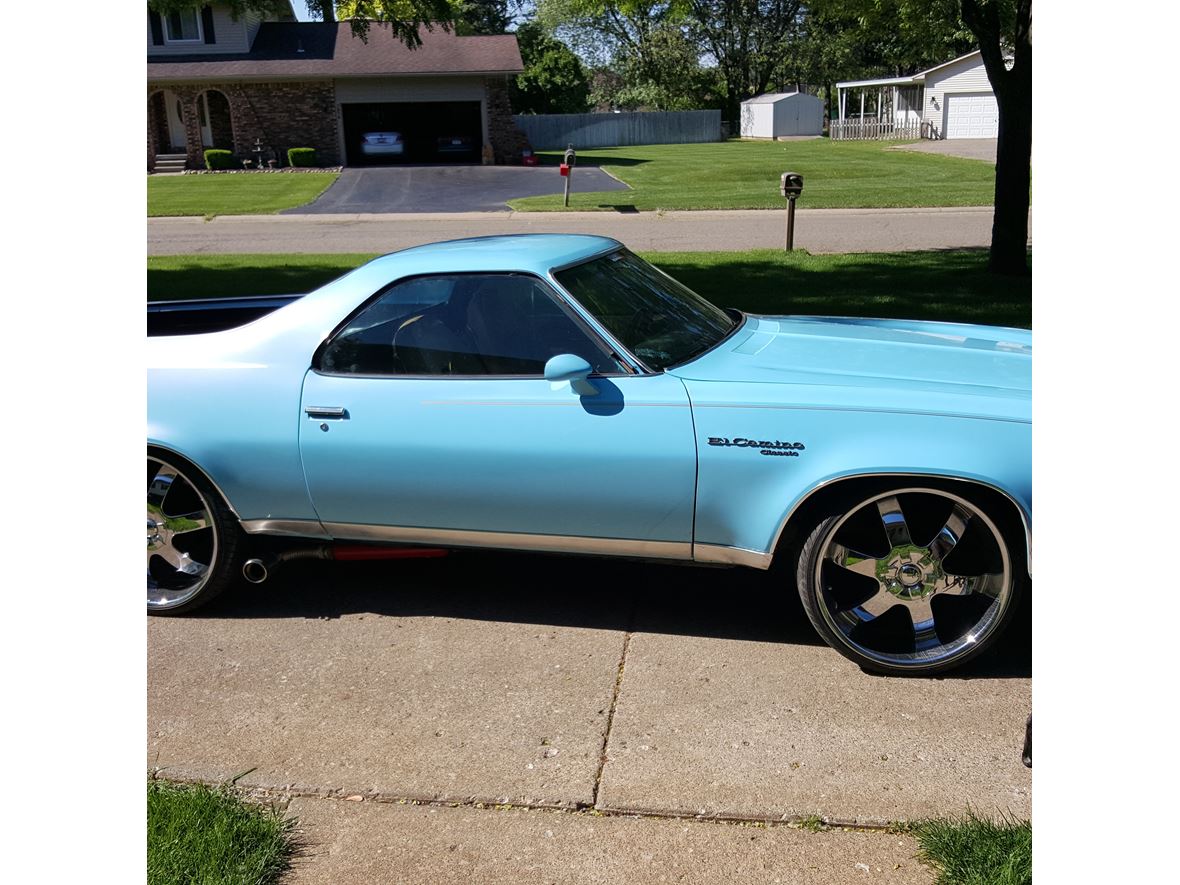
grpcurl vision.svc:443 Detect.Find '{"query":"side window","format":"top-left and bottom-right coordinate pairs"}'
top-left (317, 274), bottom-right (622, 377)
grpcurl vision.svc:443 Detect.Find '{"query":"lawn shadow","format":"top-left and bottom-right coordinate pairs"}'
top-left (650, 249), bottom-right (1032, 328)
top-left (148, 260), bottom-right (366, 301)
top-left (536, 152), bottom-right (653, 168)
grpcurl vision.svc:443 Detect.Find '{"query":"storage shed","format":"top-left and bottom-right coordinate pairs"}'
top-left (740, 92), bottom-right (824, 138)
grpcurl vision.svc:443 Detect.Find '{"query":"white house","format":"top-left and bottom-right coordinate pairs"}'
top-left (834, 50), bottom-right (1000, 140)
top-left (740, 92), bottom-right (824, 138)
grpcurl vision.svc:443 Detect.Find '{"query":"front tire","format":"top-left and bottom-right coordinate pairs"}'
top-left (795, 486), bottom-right (1022, 676)
top-left (147, 453), bottom-right (243, 614)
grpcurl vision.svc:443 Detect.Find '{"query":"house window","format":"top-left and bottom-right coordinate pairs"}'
top-left (165, 9), bottom-right (202, 43)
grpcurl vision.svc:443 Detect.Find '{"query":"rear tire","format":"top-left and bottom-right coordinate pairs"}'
top-left (147, 452), bottom-right (244, 615)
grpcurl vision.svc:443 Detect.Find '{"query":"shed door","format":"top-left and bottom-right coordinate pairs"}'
top-left (944, 92), bottom-right (998, 139)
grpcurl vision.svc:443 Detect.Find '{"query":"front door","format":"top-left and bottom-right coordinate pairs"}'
top-left (298, 272), bottom-right (698, 554)
top-left (163, 89), bottom-right (186, 152)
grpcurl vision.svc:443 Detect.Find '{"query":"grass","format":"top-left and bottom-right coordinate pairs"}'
top-left (148, 172), bottom-right (339, 217)
top-left (147, 779), bottom-right (296, 885)
top-left (147, 249), bottom-right (1030, 328)
top-left (507, 140), bottom-right (995, 212)
top-left (914, 811), bottom-right (1031, 885)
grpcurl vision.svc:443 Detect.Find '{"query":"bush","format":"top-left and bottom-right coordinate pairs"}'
top-left (287, 147), bottom-right (317, 168)
top-left (203, 149), bottom-right (237, 171)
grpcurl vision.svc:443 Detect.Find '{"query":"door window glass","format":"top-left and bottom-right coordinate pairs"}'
top-left (317, 274), bottom-right (622, 377)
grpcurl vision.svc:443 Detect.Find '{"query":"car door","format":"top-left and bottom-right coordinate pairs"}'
top-left (298, 272), bottom-right (697, 556)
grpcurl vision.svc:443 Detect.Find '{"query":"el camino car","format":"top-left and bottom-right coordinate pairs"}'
top-left (147, 235), bottom-right (1030, 676)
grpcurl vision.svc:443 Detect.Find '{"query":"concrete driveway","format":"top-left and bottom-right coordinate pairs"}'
top-left (284, 165), bottom-right (631, 214)
top-left (149, 551), bottom-right (1030, 881)
top-left (890, 138), bottom-right (997, 162)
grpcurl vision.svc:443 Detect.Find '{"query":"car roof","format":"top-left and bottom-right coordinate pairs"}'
top-left (368, 235), bottom-right (621, 276)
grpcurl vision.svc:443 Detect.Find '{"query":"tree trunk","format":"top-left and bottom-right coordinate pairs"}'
top-left (990, 67), bottom-right (1031, 275)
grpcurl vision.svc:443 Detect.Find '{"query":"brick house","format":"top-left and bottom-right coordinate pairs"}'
top-left (147, 3), bottom-right (526, 170)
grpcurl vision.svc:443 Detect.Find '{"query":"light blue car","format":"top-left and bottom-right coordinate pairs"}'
top-left (147, 234), bottom-right (1030, 675)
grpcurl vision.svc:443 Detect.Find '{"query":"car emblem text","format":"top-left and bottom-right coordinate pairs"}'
top-left (707, 437), bottom-right (806, 457)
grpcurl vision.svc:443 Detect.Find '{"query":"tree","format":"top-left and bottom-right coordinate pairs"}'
top-left (511, 21), bottom-right (592, 113)
top-left (685, 1), bottom-right (804, 124)
top-left (960, 0), bottom-right (1030, 275)
top-left (454, 0), bottom-right (513, 34)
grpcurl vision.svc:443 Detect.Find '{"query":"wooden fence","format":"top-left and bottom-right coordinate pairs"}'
top-left (829, 119), bottom-right (928, 141)
top-left (512, 110), bottom-right (721, 151)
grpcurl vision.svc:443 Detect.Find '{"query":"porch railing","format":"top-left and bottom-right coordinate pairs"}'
top-left (829, 119), bottom-right (926, 141)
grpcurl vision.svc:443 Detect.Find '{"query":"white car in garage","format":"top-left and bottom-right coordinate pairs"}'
top-left (360, 131), bottom-right (404, 157)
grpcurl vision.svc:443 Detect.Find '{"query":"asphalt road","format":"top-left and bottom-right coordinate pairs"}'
top-left (284, 165), bottom-right (630, 214)
top-left (149, 550), bottom-right (1030, 880)
top-left (150, 205), bottom-right (1024, 255)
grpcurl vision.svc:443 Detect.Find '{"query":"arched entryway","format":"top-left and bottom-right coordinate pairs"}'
top-left (195, 89), bottom-right (234, 149)
top-left (151, 89), bottom-right (188, 153)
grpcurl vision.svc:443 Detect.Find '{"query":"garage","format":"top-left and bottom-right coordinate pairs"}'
top-left (944, 91), bottom-right (999, 139)
top-left (341, 101), bottom-right (482, 166)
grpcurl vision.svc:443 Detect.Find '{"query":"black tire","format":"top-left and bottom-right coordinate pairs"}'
top-left (147, 451), bottom-right (245, 615)
top-left (795, 485), bottom-right (1024, 676)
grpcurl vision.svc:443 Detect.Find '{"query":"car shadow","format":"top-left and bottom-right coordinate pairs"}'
top-left (192, 550), bottom-right (1030, 680)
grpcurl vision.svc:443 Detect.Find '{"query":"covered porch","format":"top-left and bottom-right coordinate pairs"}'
top-left (832, 75), bottom-right (928, 141)
top-left (148, 86), bottom-right (241, 171)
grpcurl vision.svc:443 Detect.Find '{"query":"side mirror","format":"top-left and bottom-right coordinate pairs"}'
top-left (544, 354), bottom-right (597, 396)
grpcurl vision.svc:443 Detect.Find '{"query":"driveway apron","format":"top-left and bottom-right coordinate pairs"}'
top-left (284, 166), bottom-right (630, 214)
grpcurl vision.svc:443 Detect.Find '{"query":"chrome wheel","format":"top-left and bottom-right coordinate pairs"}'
top-left (803, 488), bottom-right (1017, 673)
top-left (147, 456), bottom-right (219, 610)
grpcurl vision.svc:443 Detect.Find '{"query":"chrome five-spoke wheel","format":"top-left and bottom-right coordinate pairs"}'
top-left (147, 454), bottom-right (239, 614)
top-left (797, 487), bottom-right (1021, 675)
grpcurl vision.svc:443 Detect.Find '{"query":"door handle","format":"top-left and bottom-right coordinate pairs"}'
top-left (305, 406), bottom-right (348, 419)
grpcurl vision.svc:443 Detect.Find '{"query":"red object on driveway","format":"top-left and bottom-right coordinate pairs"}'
top-left (559, 163), bottom-right (570, 177)
top-left (522, 150), bottom-right (538, 166)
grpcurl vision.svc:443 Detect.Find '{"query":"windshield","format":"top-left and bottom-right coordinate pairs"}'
top-left (554, 250), bottom-right (738, 371)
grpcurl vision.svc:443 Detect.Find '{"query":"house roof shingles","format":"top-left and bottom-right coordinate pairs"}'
top-left (147, 22), bottom-right (523, 81)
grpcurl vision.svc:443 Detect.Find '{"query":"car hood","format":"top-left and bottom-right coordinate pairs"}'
top-left (669, 315), bottom-right (1031, 422)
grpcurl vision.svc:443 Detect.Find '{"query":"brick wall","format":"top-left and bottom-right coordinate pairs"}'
top-left (484, 76), bottom-right (530, 165)
top-left (148, 79), bottom-right (341, 168)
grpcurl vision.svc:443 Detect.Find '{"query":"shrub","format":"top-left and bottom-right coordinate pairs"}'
top-left (203, 149), bottom-right (237, 171)
top-left (287, 147), bottom-right (317, 168)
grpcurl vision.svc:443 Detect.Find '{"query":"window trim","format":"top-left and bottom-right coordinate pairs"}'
top-left (164, 8), bottom-right (204, 44)
top-left (311, 270), bottom-right (634, 380)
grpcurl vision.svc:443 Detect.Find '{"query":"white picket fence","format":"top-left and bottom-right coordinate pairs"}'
top-left (829, 119), bottom-right (926, 141)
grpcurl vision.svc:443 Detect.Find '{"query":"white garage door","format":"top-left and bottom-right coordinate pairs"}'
top-left (944, 92), bottom-right (998, 139)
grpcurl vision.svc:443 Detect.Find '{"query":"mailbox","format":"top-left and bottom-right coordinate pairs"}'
top-left (559, 163), bottom-right (570, 177)
top-left (780, 172), bottom-right (804, 198)
top-left (563, 145), bottom-right (577, 167)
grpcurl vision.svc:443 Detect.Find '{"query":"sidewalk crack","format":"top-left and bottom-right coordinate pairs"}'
top-left (591, 606), bottom-right (634, 809)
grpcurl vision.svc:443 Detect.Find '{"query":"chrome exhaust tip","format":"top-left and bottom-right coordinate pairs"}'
top-left (242, 558), bottom-right (269, 584)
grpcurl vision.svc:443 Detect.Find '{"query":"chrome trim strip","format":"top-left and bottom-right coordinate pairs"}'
top-left (321, 522), bottom-right (692, 560)
top-left (693, 544), bottom-right (773, 570)
top-left (241, 519), bottom-right (331, 539)
top-left (768, 472), bottom-right (1032, 576)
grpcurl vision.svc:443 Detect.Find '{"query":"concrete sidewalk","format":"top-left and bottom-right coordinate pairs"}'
top-left (148, 206), bottom-right (1021, 255)
top-left (149, 552), bottom-right (1030, 882)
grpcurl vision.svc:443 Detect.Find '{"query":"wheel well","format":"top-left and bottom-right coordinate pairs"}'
top-left (147, 445), bottom-right (241, 520)
top-left (772, 475), bottom-right (1031, 578)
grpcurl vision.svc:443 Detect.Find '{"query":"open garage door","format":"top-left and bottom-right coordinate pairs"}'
top-left (944, 92), bottom-right (998, 139)
top-left (341, 101), bottom-right (482, 166)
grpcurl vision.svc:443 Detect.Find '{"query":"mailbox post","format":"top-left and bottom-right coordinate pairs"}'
top-left (780, 172), bottom-right (804, 251)
top-left (561, 144), bottom-right (576, 207)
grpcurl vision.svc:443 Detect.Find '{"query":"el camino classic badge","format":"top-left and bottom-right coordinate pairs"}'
top-left (708, 437), bottom-right (806, 457)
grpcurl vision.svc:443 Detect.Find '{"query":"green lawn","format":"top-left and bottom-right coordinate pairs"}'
top-left (147, 249), bottom-right (1030, 328)
top-left (915, 812), bottom-right (1031, 885)
top-left (508, 140), bottom-right (995, 212)
top-left (147, 779), bottom-right (295, 885)
top-left (148, 172), bottom-right (339, 217)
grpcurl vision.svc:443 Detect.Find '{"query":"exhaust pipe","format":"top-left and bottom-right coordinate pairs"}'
top-left (242, 544), bottom-right (447, 584)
